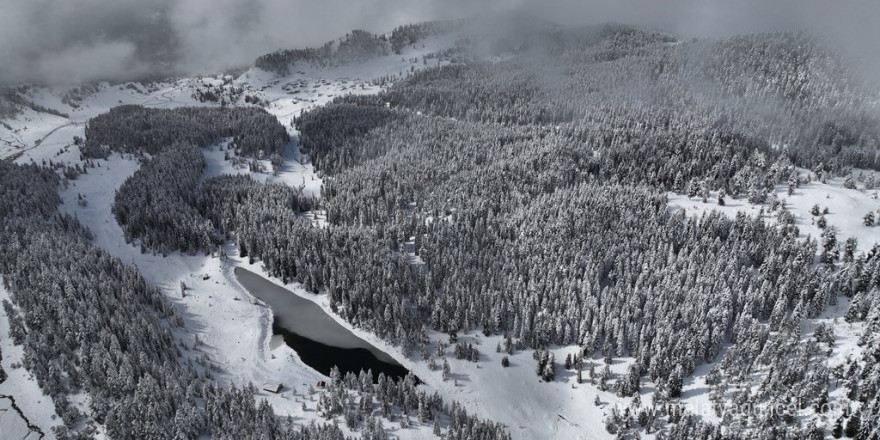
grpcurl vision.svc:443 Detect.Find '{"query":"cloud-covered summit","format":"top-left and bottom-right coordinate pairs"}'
top-left (1, 0), bottom-right (878, 85)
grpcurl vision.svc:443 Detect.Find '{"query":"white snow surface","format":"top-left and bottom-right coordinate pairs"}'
top-left (0, 35), bottom-right (528, 440)
top-left (667, 172), bottom-right (878, 431)
top-left (0, 32), bottom-right (874, 439)
top-left (0, 281), bottom-right (64, 438)
top-left (668, 171), bottom-right (880, 254)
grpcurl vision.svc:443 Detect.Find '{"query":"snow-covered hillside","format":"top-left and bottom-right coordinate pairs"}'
top-left (0, 281), bottom-right (60, 438)
top-left (3, 22), bottom-right (880, 440)
top-left (669, 172), bottom-right (880, 256)
top-left (0, 31), bottom-right (491, 440)
top-left (0, 29), bottom-right (460, 164)
top-left (6, 43), bottom-right (618, 438)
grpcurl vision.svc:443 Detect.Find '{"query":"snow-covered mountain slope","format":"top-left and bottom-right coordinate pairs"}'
top-left (0, 30), bottom-right (509, 440)
top-left (3, 22), bottom-right (880, 440)
top-left (0, 281), bottom-right (59, 438)
top-left (4, 32), bottom-right (612, 438)
top-left (669, 172), bottom-right (880, 255)
top-left (0, 29), bottom-right (458, 163)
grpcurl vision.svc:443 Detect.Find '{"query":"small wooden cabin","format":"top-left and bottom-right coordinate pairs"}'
top-left (262, 382), bottom-right (283, 394)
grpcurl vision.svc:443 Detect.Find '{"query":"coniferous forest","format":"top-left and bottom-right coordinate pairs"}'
top-left (3, 14), bottom-right (880, 440)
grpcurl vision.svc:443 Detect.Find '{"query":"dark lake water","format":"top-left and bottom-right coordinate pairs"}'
top-left (235, 267), bottom-right (412, 382)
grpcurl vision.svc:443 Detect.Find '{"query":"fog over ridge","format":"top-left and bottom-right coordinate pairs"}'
top-left (0, 0), bottom-right (878, 85)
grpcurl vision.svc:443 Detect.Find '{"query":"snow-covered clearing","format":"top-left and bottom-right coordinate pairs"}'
top-left (0, 398), bottom-right (43, 440)
top-left (0, 34), bottom-right (482, 439)
top-left (0, 280), bottom-right (62, 437)
top-left (4, 29), bottom-right (876, 438)
top-left (56, 150), bottom-right (333, 423)
top-left (668, 172), bottom-right (880, 255)
top-left (667, 172), bottom-right (878, 431)
top-left (234, 252), bottom-right (639, 439)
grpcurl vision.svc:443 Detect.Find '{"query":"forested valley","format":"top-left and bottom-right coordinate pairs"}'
top-left (3, 17), bottom-right (880, 440)
top-left (0, 104), bottom-right (508, 438)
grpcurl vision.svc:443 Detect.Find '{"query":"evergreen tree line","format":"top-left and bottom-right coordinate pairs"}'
top-left (83, 105), bottom-right (288, 158)
top-left (112, 143), bottom-right (218, 255)
top-left (389, 20), bottom-right (463, 55)
top-left (254, 19), bottom-right (463, 75)
top-left (283, 27), bottom-right (879, 438)
top-left (88, 106), bottom-right (289, 255)
top-left (827, 252), bottom-right (880, 440)
top-left (199, 175), bottom-right (424, 352)
top-left (198, 99), bottom-right (833, 437)
top-left (360, 27), bottom-right (879, 173)
top-left (254, 30), bottom-right (387, 76)
top-left (64, 24), bottom-right (880, 438)
top-left (0, 160), bottom-right (507, 438)
top-left (659, 233), bottom-right (880, 438)
top-left (317, 367), bottom-right (509, 440)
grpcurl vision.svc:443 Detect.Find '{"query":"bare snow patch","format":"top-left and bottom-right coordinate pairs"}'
top-left (0, 280), bottom-right (63, 436)
top-left (668, 173), bottom-right (880, 255)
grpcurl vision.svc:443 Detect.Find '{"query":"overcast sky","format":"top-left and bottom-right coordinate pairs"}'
top-left (1, 0), bottom-right (878, 85)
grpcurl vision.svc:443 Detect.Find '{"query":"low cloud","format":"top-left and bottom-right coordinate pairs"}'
top-left (34, 41), bottom-right (146, 84)
top-left (1, 0), bottom-right (878, 85)
top-left (526, 0), bottom-right (880, 82)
